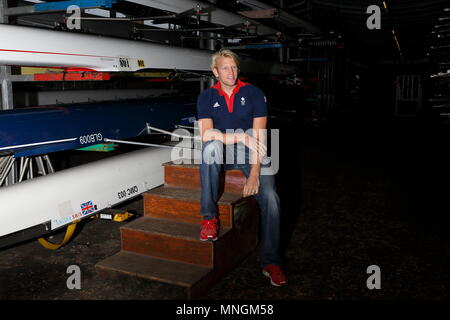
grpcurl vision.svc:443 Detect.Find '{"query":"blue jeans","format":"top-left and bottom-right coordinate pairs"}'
top-left (199, 140), bottom-right (282, 266)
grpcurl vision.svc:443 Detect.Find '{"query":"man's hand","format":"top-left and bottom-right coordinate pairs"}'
top-left (243, 174), bottom-right (260, 197)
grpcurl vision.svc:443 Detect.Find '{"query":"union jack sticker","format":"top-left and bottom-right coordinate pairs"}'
top-left (80, 201), bottom-right (97, 216)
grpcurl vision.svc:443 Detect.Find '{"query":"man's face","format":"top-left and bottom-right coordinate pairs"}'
top-left (213, 56), bottom-right (239, 88)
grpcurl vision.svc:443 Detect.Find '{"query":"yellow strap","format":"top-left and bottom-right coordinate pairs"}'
top-left (37, 220), bottom-right (79, 250)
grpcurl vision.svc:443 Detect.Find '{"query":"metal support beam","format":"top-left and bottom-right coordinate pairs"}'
top-left (0, 67), bottom-right (13, 110)
top-left (236, 0), bottom-right (322, 34)
top-left (126, 0), bottom-right (278, 35)
top-left (4, 6), bottom-right (35, 16)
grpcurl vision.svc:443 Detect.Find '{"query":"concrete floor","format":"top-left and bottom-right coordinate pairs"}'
top-left (0, 115), bottom-right (449, 301)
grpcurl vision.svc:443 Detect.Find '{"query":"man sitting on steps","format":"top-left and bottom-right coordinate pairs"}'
top-left (196, 49), bottom-right (288, 287)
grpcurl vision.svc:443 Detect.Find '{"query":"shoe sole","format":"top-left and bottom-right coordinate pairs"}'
top-left (200, 236), bottom-right (218, 242)
top-left (262, 270), bottom-right (286, 287)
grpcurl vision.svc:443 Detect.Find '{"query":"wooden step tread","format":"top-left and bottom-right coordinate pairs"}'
top-left (96, 251), bottom-right (212, 288)
top-left (144, 186), bottom-right (244, 204)
top-left (162, 160), bottom-right (199, 169)
top-left (162, 160), bottom-right (245, 170)
top-left (121, 216), bottom-right (231, 241)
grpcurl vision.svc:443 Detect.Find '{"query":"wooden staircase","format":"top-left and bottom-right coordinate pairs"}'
top-left (95, 161), bottom-right (260, 299)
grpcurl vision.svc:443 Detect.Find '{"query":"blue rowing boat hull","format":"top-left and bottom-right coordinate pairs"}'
top-left (0, 97), bottom-right (197, 157)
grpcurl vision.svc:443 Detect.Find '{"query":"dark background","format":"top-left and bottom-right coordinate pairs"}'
top-left (0, 0), bottom-right (449, 301)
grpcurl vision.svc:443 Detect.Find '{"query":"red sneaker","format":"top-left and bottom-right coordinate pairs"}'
top-left (262, 264), bottom-right (288, 287)
top-left (200, 217), bottom-right (218, 241)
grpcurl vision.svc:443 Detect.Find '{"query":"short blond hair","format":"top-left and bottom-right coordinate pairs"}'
top-left (210, 49), bottom-right (240, 71)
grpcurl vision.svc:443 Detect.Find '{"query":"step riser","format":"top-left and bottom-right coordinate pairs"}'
top-left (121, 228), bottom-right (214, 267)
top-left (164, 166), bottom-right (246, 193)
top-left (95, 251), bottom-right (213, 293)
top-left (144, 194), bottom-right (233, 228)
